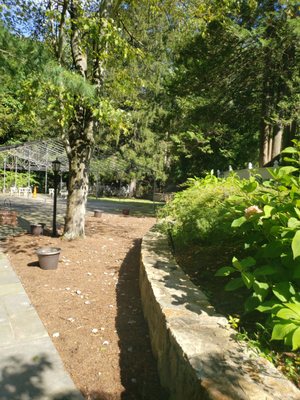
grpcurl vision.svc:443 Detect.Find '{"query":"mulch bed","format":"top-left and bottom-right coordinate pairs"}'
top-left (3, 213), bottom-right (168, 400)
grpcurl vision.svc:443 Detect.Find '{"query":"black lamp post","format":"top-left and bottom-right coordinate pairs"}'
top-left (52, 158), bottom-right (61, 237)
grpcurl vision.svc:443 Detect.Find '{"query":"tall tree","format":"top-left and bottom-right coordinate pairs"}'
top-left (1, 0), bottom-right (176, 238)
top-left (161, 0), bottom-right (300, 181)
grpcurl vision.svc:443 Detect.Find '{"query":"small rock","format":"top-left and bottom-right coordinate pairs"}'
top-left (67, 317), bottom-right (75, 323)
top-left (100, 327), bottom-right (105, 331)
top-left (87, 272), bottom-right (92, 276)
top-left (102, 340), bottom-right (109, 345)
top-left (65, 287), bottom-right (71, 291)
top-left (52, 332), bottom-right (60, 338)
top-left (76, 290), bottom-right (82, 295)
top-left (91, 328), bottom-right (99, 334)
top-left (84, 300), bottom-right (91, 305)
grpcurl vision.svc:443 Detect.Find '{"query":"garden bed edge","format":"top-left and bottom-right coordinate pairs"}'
top-left (139, 225), bottom-right (300, 400)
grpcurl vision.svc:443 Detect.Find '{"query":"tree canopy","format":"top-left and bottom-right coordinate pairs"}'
top-left (0, 0), bottom-right (299, 235)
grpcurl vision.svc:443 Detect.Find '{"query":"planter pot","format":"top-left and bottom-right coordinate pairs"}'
top-left (0, 210), bottom-right (17, 226)
top-left (93, 210), bottom-right (103, 218)
top-left (30, 224), bottom-right (43, 236)
top-left (36, 247), bottom-right (61, 270)
top-left (122, 208), bottom-right (130, 216)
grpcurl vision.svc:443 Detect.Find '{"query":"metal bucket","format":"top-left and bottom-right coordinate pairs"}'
top-left (36, 247), bottom-right (61, 270)
top-left (94, 210), bottom-right (103, 218)
top-left (30, 224), bottom-right (43, 236)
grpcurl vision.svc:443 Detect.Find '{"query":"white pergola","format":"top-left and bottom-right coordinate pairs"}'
top-left (0, 139), bottom-right (155, 195)
top-left (0, 140), bottom-right (68, 194)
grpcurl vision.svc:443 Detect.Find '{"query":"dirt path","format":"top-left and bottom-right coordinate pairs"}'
top-left (2, 213), bottom-right (167, 400)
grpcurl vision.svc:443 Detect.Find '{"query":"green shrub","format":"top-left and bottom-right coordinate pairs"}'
top-left (216, 140), bottom-right (300, 350)
top-left (159, 174), bottom-right (244, 247)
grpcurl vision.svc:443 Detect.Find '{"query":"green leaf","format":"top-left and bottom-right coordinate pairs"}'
top-left (271, 323), bottom-right (296, 341)
top-left (285, 303), bottom-right (300, 319)
top-left (283, 157), bottom-right (299, 165)
top-left (243, 181), bottom-right (258, 193)
top-left (242, 272), bottom-right (253, 289)
top-left (253, 280), bottom-right (269, 300)
top-left (231, 216), bottom-right (247, 228)
top-left (232, 257), bottom-right (242, 271)
top-left (292, 327), bottom-right (300, 350)
top-left (225, 278), bottom-right (244, 291)
top-left (272, 282), bottom-right (295, 302)
top-left (256, 300), bottom-right (281, 313)
top-left (245, 293), bottom-right (261, 311)
top-left (262, 241), bottom-right (285, 259)
top-left (215, 266), bottom-right (235, 277)
top-left (277, 166), bottom-right (298, 177)
top-left (292, 230), bottom-right (300, 259)
top-left (263, 205), bottom-right (273, 218)
top-left (240, 257), bottom-right (256, 269)
top-left (277, 308), bottom-right (298, 321)
top-left (288, 217), bottom-right (300, 229)
top-left (281, 147), bottom-right (298, 154)
top-left (294, 207), bottom-right (300, 219)
top-left (254, 265), bottom-right (277, 276)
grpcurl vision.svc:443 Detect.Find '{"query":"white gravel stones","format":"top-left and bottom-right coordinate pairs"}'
top-left (76, 290), bottom-right (82, 295)
top-left (52, 332), bottom-right (60, 338)
top-left (102, 340), bottom-right (109, 346)
top-left (91, 328), bottom-right (98, 334)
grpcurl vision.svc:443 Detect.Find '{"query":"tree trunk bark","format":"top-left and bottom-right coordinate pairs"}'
top-left (64, 113), bottom-right (94, 239)
top-left (272, 124), bottom-right (283, 159)
top-left (260, 122), bottom-right (271, 166)
top-left (129, 178), bottom-right (136, 197)
top-left (259, 0), bottom-right (275, 167)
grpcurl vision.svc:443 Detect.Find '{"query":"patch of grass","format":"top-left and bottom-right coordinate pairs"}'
top-left (88, 196), bottom-right (164, 217)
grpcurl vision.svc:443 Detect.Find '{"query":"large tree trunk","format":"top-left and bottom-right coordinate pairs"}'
top-left (259, 0), bottom-right (275, 167)
top-left (62, 0), bottom-right (93, 239)
top-left (260, 122), bottom-right (271, 166)
top-left (271, 124), bottom-right (283, 159)
top-left (64, 113), bottom-right (94, 239)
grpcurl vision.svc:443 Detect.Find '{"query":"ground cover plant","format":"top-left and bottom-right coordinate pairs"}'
top-left (159, 174), bottom-right (244, 246)
top-left (161, 141), bottom-right (300, 387)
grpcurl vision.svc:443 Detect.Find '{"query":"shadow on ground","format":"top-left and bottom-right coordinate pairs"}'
top-left (115, 239), bottom-right (169, 400)
top-left (0, 355), bottom-right (83, 400)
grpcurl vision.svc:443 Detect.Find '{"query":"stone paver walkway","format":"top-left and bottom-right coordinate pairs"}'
top-left (0, 251), bottom-right (84, 400)
top-left (0, 194), bottom-right (83, 399)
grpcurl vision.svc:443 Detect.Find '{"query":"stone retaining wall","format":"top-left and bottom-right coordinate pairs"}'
top-left (139, 226), bottom-right (300, 400)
